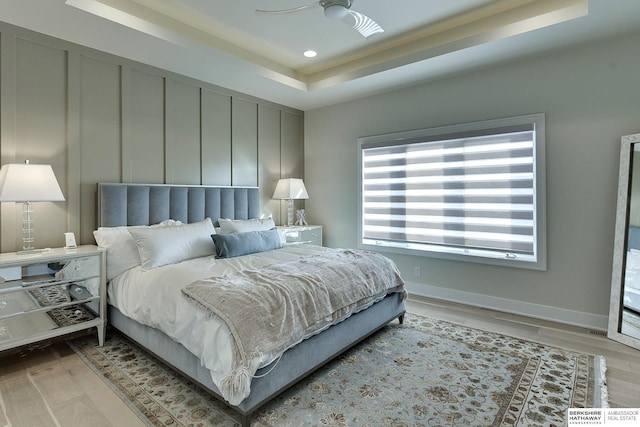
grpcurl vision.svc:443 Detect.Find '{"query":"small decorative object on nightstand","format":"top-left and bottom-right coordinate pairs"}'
top-left (0, 245), bottom-right (106, 353)
top-left (295, 209), bottom-right (308, 226)
top-left (277, 225), bottom-right (322, 246)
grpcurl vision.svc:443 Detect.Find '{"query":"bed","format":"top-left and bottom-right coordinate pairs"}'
top-left (95, 182), bottom-right (407, 426)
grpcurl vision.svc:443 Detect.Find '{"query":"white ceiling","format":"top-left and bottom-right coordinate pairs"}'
top-left (1, 0), bottom-right (640, 110)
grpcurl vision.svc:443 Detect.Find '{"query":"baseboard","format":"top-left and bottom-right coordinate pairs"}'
top-left (405, 281), bottom-right (609, 331)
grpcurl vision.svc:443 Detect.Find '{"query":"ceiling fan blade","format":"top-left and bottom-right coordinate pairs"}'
top-left (256, 1), bottom-right (320, 15)
top-left (345, 10), bottom-right (384, 38)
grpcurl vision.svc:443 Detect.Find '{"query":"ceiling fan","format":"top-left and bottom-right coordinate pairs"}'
top-left (256, 0), bottom-right (384, 38)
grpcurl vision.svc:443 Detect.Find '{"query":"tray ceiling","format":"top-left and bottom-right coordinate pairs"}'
top-left (1, 0), bottom-right (640, 109)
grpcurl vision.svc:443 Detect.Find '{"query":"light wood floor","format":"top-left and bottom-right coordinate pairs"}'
top-left (0, 296), bottom-right (638, 426)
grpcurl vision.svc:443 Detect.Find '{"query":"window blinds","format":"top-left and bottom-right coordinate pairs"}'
top-left (361, 123), bottom-right (537, 260)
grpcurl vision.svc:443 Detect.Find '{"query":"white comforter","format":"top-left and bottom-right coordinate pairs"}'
top-left (108, 244), bottom-right (334, 398)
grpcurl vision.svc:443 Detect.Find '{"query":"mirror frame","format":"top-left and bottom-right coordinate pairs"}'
top-left (608, 132), bottom-right (640, 350)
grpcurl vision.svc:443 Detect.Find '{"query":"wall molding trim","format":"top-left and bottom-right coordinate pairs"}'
top-left (0, 20), bottom-right (304, 251)
top-left (405, 281), bottom-right (609, 332)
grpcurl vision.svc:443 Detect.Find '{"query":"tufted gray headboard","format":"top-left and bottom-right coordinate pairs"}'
top-left (97, 183), bottom-right (261, 227)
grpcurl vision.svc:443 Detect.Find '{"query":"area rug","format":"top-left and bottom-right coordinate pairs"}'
top-left (68, 314), bottom-right (608, 426)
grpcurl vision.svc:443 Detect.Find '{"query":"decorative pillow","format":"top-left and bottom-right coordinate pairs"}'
top-left (211, 228), bottom-right (282, 259)
top-left (129, 218), bottom-right (216, 270)
top-left (218, 217), bottom-right (276, 234)
top-left (93, 219), bottom-right (182, 280)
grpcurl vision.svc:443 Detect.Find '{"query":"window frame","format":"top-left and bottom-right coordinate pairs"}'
top-left (357, 113), bottom-right (547, 270)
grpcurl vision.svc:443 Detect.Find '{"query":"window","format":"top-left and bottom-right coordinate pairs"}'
top-left (358, 114), bottom-right (546, 270)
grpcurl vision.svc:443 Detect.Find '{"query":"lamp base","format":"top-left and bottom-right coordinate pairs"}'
top-left (17, 248), bottom-right (53, 256)
top-left (286, 199), bottom-right (294, 226)
top-left (22, 201), bottom-right (35, 252)
top-left (17, 202), bottom-right (54, 254)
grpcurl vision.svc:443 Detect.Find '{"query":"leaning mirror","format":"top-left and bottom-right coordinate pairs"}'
top-left (609, 132), bottom-right (640, 350)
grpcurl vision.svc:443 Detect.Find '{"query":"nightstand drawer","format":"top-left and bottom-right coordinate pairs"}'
top-left (0, 266), bottom-right (21, 282)
top-left (53, 255), bottom-right (100, 282)
top-left (279, 225), bottom-right (323, 246)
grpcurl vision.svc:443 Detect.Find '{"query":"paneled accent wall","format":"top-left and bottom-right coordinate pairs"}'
top-left (0, 22), bottom-right (304, 252)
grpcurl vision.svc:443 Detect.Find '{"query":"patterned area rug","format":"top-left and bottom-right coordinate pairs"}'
top-left (69, 314), bottom-right (607, 426)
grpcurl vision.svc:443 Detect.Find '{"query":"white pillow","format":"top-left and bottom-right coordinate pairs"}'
top-left (93, 219), bottom-right (182, 280)
top-left (129, 218), bottom-right (216, 270)
top-left (218, 217), bottom-right (276, 234)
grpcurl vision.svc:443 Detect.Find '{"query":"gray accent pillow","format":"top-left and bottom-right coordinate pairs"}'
top-left (211, 228), bottom-right (282, 258)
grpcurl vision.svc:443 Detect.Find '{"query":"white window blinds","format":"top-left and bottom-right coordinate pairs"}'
top-left (358, 114), bottom-right (546, 269)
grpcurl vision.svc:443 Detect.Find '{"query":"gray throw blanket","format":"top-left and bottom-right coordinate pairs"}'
top-left (181, 248), bottom-right (406, 405)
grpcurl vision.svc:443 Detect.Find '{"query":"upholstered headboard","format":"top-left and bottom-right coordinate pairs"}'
top-left (97, 183), bottom-right (261, 227)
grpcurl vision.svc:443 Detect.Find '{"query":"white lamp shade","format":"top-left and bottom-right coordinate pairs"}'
top-left (0, 163), bottom-right (65, 202)
top-left (272, 178), bottom-right (309, 200)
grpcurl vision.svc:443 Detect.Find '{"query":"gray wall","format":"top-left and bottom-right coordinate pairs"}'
top-left (0, 22), bottom-right (303, 252)
top-left (304, 30), bottom-right (640, 329)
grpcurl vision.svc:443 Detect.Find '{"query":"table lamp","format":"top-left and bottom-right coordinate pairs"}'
top-left (0, 160), bottom-right (65, 252)
top-left (272, 178), bottom-right (308, 226)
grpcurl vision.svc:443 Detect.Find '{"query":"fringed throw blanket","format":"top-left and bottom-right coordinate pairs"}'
top-left (181, 249), bottom-right (406, 405)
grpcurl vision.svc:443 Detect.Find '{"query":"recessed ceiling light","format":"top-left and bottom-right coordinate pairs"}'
top-left (303, 50), bottom-right (317, 58)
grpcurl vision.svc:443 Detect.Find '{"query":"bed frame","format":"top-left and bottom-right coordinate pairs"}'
top-left (96, 183), bottom-right (406, 426)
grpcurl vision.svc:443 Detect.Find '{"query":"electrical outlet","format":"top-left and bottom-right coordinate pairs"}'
top-left (414, 266), bottom-right (421, 277)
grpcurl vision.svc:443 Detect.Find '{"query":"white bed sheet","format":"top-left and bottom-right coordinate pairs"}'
top-left (108, 244), bottom-right (332, 397)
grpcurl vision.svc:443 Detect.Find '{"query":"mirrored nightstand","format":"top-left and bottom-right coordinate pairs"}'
top-left (0, 246), bottom-right (106, 352)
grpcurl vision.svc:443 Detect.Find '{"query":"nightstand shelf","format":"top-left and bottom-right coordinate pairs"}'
top-left (0, 246), bottom-right (106, 353)
top-left (278, 225), bottom-right (323, 246)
